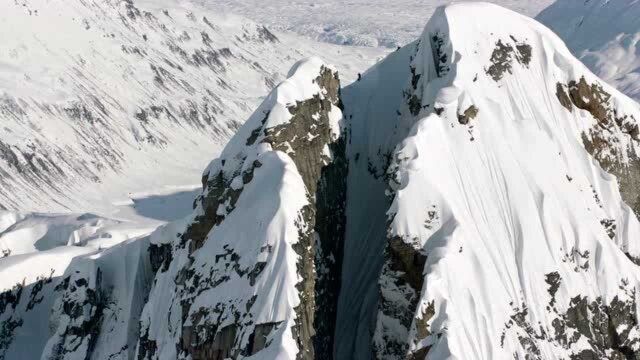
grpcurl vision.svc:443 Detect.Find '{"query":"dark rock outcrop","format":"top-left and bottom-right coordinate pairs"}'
top-left (556, 77), bottom-right (640, 217)
top-left (486, 36), bottom-right (532, 81)
top-left (153, 63), bottom-right (348, 360)
top-left (374, 235), bottom-right (429, 359)
top-left (262, 66), bottom-right (348, 358)
top-left (47, 269), bottom-right (105, 360)
top-left (501, 277), bottom-right (640, 359)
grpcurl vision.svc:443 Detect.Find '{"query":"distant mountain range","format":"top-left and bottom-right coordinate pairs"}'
top-left (0, 0), bottom-right (381, 212)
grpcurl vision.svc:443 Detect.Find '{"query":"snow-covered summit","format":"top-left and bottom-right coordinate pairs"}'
top-left (134, 56), bottom-right (346, 359)
top-left (3, 2), bottom-right (640, 360)
top-left (341, 3), bottom-right (640, 358)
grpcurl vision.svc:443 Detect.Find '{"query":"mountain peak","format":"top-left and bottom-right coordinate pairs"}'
top-left (4, 2), bottom-right (640, 360)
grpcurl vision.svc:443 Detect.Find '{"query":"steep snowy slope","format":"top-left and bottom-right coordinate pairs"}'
top-left (133, 57), bottom-right (347, 360)
top-left (358, 3), bottom-right (640, 359)
top-left (2, 237), bottom-right (152, 360)
top-left (0, 57), bottom-right (348, 359)
top-left (0, 210), bottom-right (154, 359)
top-left (4, 2), bottom-right (640, 360)
top-left (537, 0), bottom-right (640, 101)
top-left (0, 0), bottom-right (382, 213)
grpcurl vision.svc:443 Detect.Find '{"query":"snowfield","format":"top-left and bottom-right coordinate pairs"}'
top-left (201, 0), bottom-right (554, 48)
top-left (3, 1), bottom-right (640, 359)
top-left (0, 0), bottom-right (385, 213)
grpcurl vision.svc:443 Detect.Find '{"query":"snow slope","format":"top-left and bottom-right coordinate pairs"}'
top-left (134, 57), bottom-right (346, 360)
top-left (0, 0), bottom-right (383, 213)
top-left (364, 3), bottom-right (640, 358)
top-left (4, 2), bottom-right (640, 360)
top-left (0, 55), bottom-right (348, 359)
top-left (202, 0), bottom-right (554, 48)
top-left (537, 0), bottom-right (640, 101)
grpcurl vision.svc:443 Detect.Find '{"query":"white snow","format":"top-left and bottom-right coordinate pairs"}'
top-left (0, 211), bottom-right (155, 289)
top-left (538, 0), bottom-right (640, 101)
top-left (375, 3), bottom-right (640, 358)
top-left (200, 0), bottom-right (554, 48)
top-left (0, 0), bottom-right (385, 214)
top-left (2, 1), bottom-right (640, 359)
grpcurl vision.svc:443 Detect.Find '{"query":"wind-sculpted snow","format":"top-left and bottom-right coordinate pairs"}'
top-left (537, 0), bottom-right (640, 102)
top-left (0, 212), bottom-right (153, 360)
top-left (0, 211), bottom-right (154, 258)
top-left (371, 3), bottom-right (640, 358)
top-left (135, 57), bottom-right (347, 359)
top-left (0, 0), bottom-right (381, 213)
top-left (5, 2), bottom-right (640, 360)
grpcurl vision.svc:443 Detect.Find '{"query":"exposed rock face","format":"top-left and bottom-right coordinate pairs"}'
top-left (180, 160), bottom-right (260, 253)
top-left (130, 58), bottom-right (347, 360)
top-left (149, 243), bottom-right (172, 273)
top-left (457, 105), bottom-right (479, 125)
top-left (33, 236), bottom-right (154, 360)
top-left (45, 269), bottom-right (106, 360)
top-left (0, 273), bottom-right (54, 360)
top-left (500, 278), bottom-right (640, 360)
top-left (263, 67), bottom-right (347, 358)
top-left (374, 235), bottom-right (428, 359)
top-left (486, 36), bottom-right (532, 81)
top-left (556, 77), bottom-right (640, 217)
top-left (7, 4), bottom-right (640, 360)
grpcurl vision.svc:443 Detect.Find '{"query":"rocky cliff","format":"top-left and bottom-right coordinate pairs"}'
top-left (4, 3), bottom-right (640, 359)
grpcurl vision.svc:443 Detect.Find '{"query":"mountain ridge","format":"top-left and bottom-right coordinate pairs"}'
top-left (0, 0), bottom-right (382, 213)
top-left (3, 2), bottom-right (640, 359)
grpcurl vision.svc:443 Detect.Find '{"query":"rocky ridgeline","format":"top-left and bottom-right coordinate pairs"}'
top-left (133, 59), bottom-right (348, 360)
top-left (4, 3), bottom-right (640, 360)
top-left (0, 0), bottom-right (319, 211)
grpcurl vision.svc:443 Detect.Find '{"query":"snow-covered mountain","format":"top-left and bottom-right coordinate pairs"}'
top-left (0, 0), bottom-right (382, 213)
top-left (537, 0), bottom-right (640, 102)
top-left (4, 2), bottom-right (640, 359)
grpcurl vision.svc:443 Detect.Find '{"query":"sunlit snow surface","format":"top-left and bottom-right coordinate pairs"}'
top-left (0, 0), bottom-right (386, 213)
top-left (538, 0), bottom-right (640, 101)
top-left (200, 0), bottom-right (554, 48)
top-left (336, 3), bottom-right (640, 358)
top-left (3, 1), bottom-right (640, 359)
